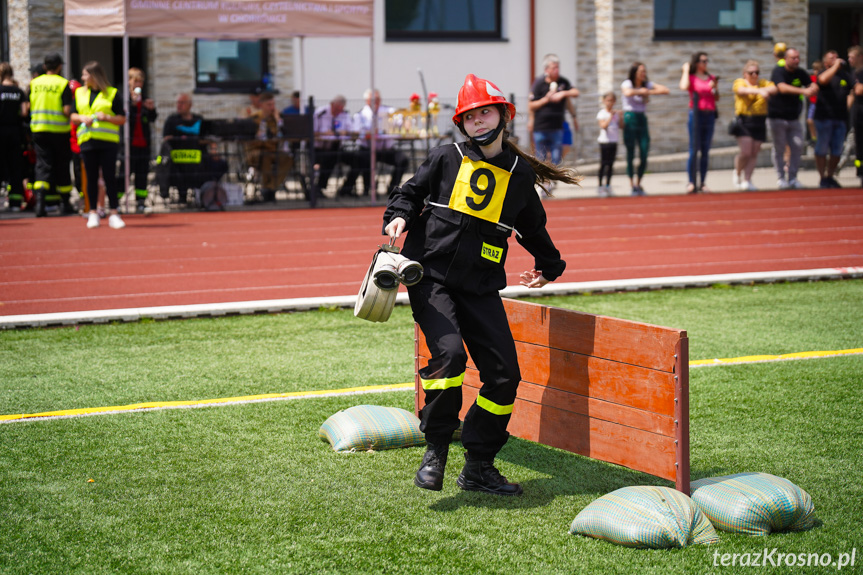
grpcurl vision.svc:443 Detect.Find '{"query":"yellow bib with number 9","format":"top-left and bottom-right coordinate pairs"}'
top-left (448, 156), bottom-right (512, 224)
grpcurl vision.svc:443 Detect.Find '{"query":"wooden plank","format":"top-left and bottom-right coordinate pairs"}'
top-left (417, 341), bottom-right (676, 416)
top-left (502, 298), bottom-right (685, 373)
top-left (459, 385), bottom-right (678, 482)
top-left (412, 299), bottom-right (690, 491)
top-left (675, 337), bottom-right (691, 494)
top-left (459, 370), bottom-right (675, 436)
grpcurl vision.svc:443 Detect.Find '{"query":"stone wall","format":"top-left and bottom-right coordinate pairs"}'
top-left (149, 37), bottom-right (294, 146)
top-left (7, 0), bottom-right (66, 84)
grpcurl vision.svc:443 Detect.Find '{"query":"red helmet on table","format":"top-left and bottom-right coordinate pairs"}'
top-left (452, 74), bottom-right (515, 125)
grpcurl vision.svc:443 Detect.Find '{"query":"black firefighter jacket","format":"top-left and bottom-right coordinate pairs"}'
top-left (383, 141), bottom-right (566, 295)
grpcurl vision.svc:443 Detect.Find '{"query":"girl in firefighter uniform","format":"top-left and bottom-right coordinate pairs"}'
top-left (383, 74), bottom-right (579, 496)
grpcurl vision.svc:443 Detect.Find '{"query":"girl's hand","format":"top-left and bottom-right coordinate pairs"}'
top-left (385, 217), bottom-right (406, 241)
top-left (519, 269), bottom-right (549, 288)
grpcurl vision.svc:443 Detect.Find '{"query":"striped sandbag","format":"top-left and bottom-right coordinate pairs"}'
top-left (570, 486), bottom-right (720, 548)
top-left (690, 472), bottom-right (815, 535)
top-left (319, 405), bottom-right (426, 452)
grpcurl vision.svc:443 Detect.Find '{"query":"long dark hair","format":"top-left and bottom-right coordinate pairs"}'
top-left (456, 104), bottom-right (582, 194)
top-left (689, 52), bottom-right (709, 73)
top-left (628, 62), bottom-right (648, 86)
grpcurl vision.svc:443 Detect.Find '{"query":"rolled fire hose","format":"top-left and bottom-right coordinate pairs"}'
top-left (354, 241), bottom-right (423, 322)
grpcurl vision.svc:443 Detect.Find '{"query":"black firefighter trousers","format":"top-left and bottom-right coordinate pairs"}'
top-left (408, 280), bottom-right (521, 461)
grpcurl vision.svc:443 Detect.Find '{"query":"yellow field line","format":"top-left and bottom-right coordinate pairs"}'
top-left (3, 348), bottom-right (861, 423)
top-left (0, 383), bottom-right (413, 423)
top-left (690, 347), bottom-right (863, 367)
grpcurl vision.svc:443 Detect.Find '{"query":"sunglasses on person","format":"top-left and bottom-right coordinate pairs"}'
top-left (699, 58), bottom-right (709, 63)
top-left (746, 70), bottom-right (760, 75)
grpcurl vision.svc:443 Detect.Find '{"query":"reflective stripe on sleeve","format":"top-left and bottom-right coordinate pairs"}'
top-left (421, 372), bottom-right (465, 390)
top-left (476, 394), bottom-right (514, 416)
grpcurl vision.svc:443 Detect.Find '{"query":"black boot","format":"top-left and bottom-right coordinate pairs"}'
top-left (414, 443), bottom-right (448, 491)
top-left (34, 192), bottom-right (47, 217)
top-left (457, 457), bottom-right (523, 496)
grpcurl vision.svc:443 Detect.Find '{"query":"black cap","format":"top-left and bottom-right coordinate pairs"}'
top-left (44, 53), bottom-right (64, 70)
top-left (30, 62), bottom-right (46, 77)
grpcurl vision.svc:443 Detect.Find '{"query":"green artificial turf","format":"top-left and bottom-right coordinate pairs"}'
top-left (1, 279), bottom-right (861, 574)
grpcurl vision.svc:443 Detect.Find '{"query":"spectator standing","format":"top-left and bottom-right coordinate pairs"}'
top-left (595, 91), bottom-right (622, 197)
top-left (71, 61), bottom-right (127, 230)
top-left (767, 48), bottom-right (818, 189)
top-left (849, 45), bottom-right (863, 187)
top-left (127, 67), bottom-right (157, 212)
top-left (773, 43), bottom-right (787, 69)
top-left (806, 60), bottom-right (823, 145)
top-left (620, 62), bottom-right (670, 195)
top-left (28, 53), bottom-right (74, 216)
top-left (352, 89), bottom-right (410, 197)
top-left (528, 54), bottom-right (580, 166)
top-left (813, 50), bottom-right (854, 188)
top-left (0, 62), bottom-right (27, 211)
top-left (732, 60), bottom-right (776, 191)
top-left (680, 52), bottom-right (719, 193)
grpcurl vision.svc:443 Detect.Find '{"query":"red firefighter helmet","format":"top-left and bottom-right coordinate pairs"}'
top-left (69, 79), bottom-right (82, 92)
top-left (452, 74), bottom-right (515, 125)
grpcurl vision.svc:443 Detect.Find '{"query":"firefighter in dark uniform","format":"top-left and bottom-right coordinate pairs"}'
top-left (383, 75), bottom-right (580, 496)
top-left (29, 53), bottom-right (74, 216)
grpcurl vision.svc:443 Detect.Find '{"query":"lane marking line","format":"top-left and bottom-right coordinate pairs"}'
top-left (3, 348), bottom-right (862, 424)
top-left (690, 347), bottom-right (863, 367)
top-left (3, 267), bottom-right (863, 329)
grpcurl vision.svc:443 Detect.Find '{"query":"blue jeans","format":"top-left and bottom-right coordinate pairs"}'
top-left (813, 119), bottom-right (846, 157)
top-left (533, 129), bottom-right (564, 165)
top-left (687, 109), bottom-right (716, 186)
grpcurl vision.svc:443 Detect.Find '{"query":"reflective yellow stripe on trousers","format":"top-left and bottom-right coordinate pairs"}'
top-left (421, 373), bottom-right (464, 390)
top-left (476, 394), bottom-right (514, 416)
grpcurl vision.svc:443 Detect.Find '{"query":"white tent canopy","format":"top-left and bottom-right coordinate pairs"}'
top-left (63, 0), bottom-right (376, 206)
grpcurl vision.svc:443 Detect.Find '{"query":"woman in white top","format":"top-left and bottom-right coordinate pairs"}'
top-left (620, 62), bottom-right (670, 195)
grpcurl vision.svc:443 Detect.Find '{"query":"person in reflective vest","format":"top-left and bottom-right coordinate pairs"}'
top-left (383, 74), bottom-right (581, 496)
top-left (28, 53), bottom-right (73, 216)
top-left (70, 61), bottom-right (126, 230)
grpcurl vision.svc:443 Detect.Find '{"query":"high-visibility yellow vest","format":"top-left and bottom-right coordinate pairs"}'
top-left (75, 86), bottom-right (120, 146)
top-left (29, 74), bottom-right (71, 134)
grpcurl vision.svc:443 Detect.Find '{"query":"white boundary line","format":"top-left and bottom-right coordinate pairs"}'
top-left (2, 267), bottom-right (862, 329)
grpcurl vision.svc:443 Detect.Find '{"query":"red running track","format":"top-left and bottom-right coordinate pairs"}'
top-left (2, 189), bottom-right (862, 317)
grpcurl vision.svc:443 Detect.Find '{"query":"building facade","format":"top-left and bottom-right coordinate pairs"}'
top-left (3, 0), bottom-right (859, 162)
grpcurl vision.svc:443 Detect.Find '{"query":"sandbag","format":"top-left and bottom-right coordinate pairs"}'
top-left (690, 472), bottom-right (815, 535)
top-left (570, 486), bottom-right (720, 548)
top-left (319, 405), bottom-right (426, 452)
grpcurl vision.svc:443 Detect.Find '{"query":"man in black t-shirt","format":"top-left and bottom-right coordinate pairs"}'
top-left (0, 63), bottom-right (27, 210)
top-left (767, 48), bottom-right (819, 189)
top-left (813, 50), bottom-right (854, 188)
top-left (849, 45), bottom-right (863, 186)
top-left (528, 54), bottom-right (579, 166)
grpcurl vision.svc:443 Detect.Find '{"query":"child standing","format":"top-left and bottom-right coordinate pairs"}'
top-left (383, 74), bottom-right (580, 496)
top-left (596, 92), bottom-right (622, 197)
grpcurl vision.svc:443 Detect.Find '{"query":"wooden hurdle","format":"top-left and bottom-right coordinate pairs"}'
top-left (414, 298), bottom-right (690, 494)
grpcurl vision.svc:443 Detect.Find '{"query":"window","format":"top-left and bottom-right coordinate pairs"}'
top-left (0, 0), bottom-right (8, 62)
top-left (654, 0), bottom-right (762, 39)
top-left (194, 39), bottom-right (269, 93)
top-left (386, 0), bottom-right (502, 41)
